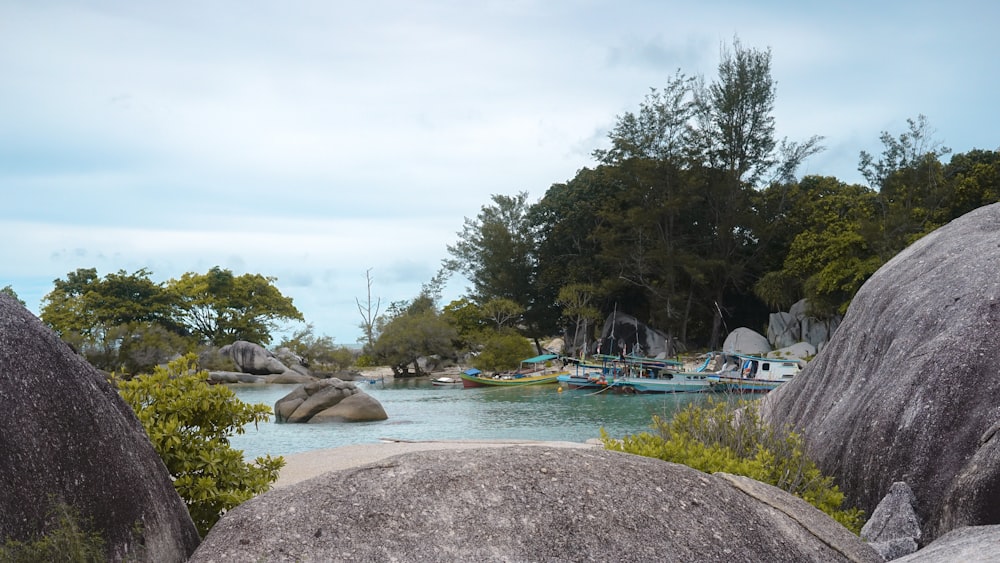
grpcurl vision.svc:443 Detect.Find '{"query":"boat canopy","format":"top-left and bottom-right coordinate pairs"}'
top-left (522, 354), bottom-right (558, 364)
top-left (463, 368), bottom-right (482, 376)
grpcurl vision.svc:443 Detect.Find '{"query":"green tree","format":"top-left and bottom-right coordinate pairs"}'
top-left (556, 283), bottom-right (602, 357)
top-left (441, 298), bottom-right (486, 351)
top-left (859, 115), bottom-right (952, 258)
top-left (471, 329), bottom-right (535, 373)
top-left (447, 192), bottom-right (556, 349)
top-left (168, 266), bottom-right (303, 346)
top-left (116, 354), bottom-right (284, 537)
top-left (372, 310), bottom-right (456, 376)
top-left (480, 297), bottom-right (523, 329)
top-left (277, 324), bottom-right (355, 371)
top-left (40, 268), bottom-right (183, 371)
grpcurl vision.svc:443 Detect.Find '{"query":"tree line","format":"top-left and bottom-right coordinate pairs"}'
top-left (379, 38), bottom-right (1000, 367)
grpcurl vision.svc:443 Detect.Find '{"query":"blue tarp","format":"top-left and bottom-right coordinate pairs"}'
top-left (463, 368), bottom-right (482, 376)
top-left (522, 354), bottom-right (558, 364)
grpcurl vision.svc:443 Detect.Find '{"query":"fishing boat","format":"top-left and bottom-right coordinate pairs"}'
top-left (606, 353), bottom-right (712, 394)
top-left (707, 353), bottom-right (802, 393)
top-left (459, 355), bottom-right (567, 388)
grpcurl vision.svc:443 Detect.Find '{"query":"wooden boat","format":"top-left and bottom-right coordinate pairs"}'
top-left (707, 353), bottom-right (802, 393)
top-left (460, 355), bottom-right (567, 388)
top-left (430, 376), bottom-right (463, 387)
top-left (605, 353), bottom-right (711, 394)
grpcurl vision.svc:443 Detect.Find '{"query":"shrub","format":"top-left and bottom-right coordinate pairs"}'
top-left (601, 398), bottom-right (865, 533)
top-left (471, 330), bottom-right (534, 373)
top-left (0, 501), bottom-right (106, 563)
top-left (116, 354), bottom-right (285, 536)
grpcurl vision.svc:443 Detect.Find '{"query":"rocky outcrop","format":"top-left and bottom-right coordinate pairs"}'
top-left (762, 202), bottom-right (1000, 543)
top-left (895, 525), bottom-right (1000, 562)
top-left (722, 327), bottom-right (771, 355)
top-left (596, 311), bottom-right (676, 357)
top-left (219, 340), bottom-right (292, 375)
top-left (862, 482), bottom-right (922, 560)
top-left (767, 299), bottom-right (841, 351)
top-left (189, 446), bottom-right (880, 562)
top-left (274, 379), bottom-right (387, 423)
top-left (0, 295), bottom-right (200, 562)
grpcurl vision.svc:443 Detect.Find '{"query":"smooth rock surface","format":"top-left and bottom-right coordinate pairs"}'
top-left (219, 340), bottom-right (289, 375)
top-left (275, 378), bottom-right (387, 423)
top-left (762, 202), bottom-right (1000, 542)
top-left (0, 295), bottom-right (200, 562)
top-left (895, 525), bottom-right (1000, 562)
top-left (862, 482), bottom-right (922, 560)
top-left (722, 327), bottom-right (771, 355)
top-left (190, 446), bottom-right (880, 563)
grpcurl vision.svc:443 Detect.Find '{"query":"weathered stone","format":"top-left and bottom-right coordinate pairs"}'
top-left (762, 202), bottom-right (1000, 543)
top-left (596, 311), bottom-right (675, 357)
top-left (265, 371), bottom-right (317, 384)
top-left (862, 482), bottom-right (922, 560)
top-left (769, 342), bottom-right (816, 360)
top-left (309, 392), bottom-right (388, 423)
top-left (722, 327), bottom-right (771, 355)
top-left (894, 525), bottom-right (1000, 562)
top-left (208, 370), bottom-right (267, 384)
top-left (274, 347), bottom-right (312, 376)
top-left (190, 447), bottom-right (880, 562)
top-left (275, 379), bottom-right (386, 423)
top-left (219, 340), bottom-right (289, 375)
top-left (0, 295), bottom-right (200, 562)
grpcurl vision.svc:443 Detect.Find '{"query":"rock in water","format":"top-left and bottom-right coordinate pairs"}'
top-left (190, 447), bottom-right (880, 562)
top-left (762, 202), bottom-right (1000, 542)
top-left (0, 295), bottom-right (200, 561)
top-left (274, 378), bottom-right (387, 423)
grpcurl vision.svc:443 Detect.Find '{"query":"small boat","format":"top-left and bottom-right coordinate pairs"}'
top-left (707, 353), bottom-right (802, 393)
top-left (430, 376), bottom-right (463, 387)
top-left (460, 355), bottom-right (567, 388)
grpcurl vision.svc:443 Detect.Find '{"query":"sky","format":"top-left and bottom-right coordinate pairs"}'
top-left (2, 0), bottom-right (998, 346)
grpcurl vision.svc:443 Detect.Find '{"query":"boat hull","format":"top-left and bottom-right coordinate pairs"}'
top-left (460, 372), bottom-right (565, 388)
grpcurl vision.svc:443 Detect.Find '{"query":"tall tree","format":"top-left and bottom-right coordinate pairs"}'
top-left (355, 268), bottom-right (382, 352)
top-left (168, 266), bottom-right (302, 346)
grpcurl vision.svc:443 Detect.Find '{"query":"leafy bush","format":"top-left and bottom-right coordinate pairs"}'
top-left (0, 501), bottom-right (107, 563)
top-left (601, 398), bottom-right (865, 533)
top-left (471, 329), bottom-right (534, 373)
top-left (116, 354), bottom-right (285, 536)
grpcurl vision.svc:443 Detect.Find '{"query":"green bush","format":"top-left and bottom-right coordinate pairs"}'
top-left (601, 398), bottom-right (865, 534)
top-left (471, 330), bottom-right (534, 373)
top-left (0, 501), bottom-right (106, 563)
top-left (116, 354), bottom-right (284, 536)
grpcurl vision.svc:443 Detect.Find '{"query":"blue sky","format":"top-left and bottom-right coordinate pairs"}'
top-left (3, 1), bottom-right (998, 345)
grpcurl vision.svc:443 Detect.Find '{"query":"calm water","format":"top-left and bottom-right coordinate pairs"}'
top-left (228, 380), bottom-right (709, 460)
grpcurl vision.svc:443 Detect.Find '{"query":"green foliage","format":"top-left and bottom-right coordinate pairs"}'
top-left (372, 308), bottom-right (456, 376)
top-left (168, 266), bottom-right (303, 346)
top-left (471, 330), bottom-right (535, 373)
top-left (602, 398), bottom-right (865, 534)
top-left (0, 501), bottom-right (107, 563)
top-left (277, 324), bottom-right (355, 371)
top-left (40, 268), bottom-right (189, 372)
top-left (116, 354), bottom-right (284, 537)
top-left (441, 298), bottom-right (487, 351)
top-left (1, 284), bottom-right (26, 306)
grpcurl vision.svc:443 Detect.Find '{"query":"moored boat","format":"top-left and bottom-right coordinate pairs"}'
top-left (460, 355), bottom-right (567, 388)
top-left (706, 353), bottom-right (802, 393)
top-left (431, 376), bottom-right (463, 387)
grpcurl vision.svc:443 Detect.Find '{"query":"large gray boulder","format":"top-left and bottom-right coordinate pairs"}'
top-left (862, 482), bottom-right (922, 560)
top-left (190, 446), bottom-right (880, 562)
top-left (722, 327), bottom-right (771, 355)
top-left (761, 202), bottom-right (1000, 543)
top-left (0, 295), bottom-right (200, 561)
top-left (219, 340), bottom-right (290, 375)
top-left (596, 311), bottom-right (675, 357)
top-left (895, 525), bottom-right (1000, 562)
top-left (275, 378), bottom-right (387, 423)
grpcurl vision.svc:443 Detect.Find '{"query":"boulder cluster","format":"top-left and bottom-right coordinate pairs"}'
top-left (5, 202), bottom-right (1000, 561)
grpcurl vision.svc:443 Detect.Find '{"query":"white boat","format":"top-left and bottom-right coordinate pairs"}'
top-left (707, 353), bottom-right (802, 393)
top-left (431, 376), bottom-right (463, 387)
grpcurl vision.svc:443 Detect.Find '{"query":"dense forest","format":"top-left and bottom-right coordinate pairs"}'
top-left (442, 39), bottom-right (1000, 357)
top-left (9, 38), bottom-right (999, 377)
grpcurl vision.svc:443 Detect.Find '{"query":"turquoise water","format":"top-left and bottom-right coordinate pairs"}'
top-left (228, 380), bottom-right (709, 460)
